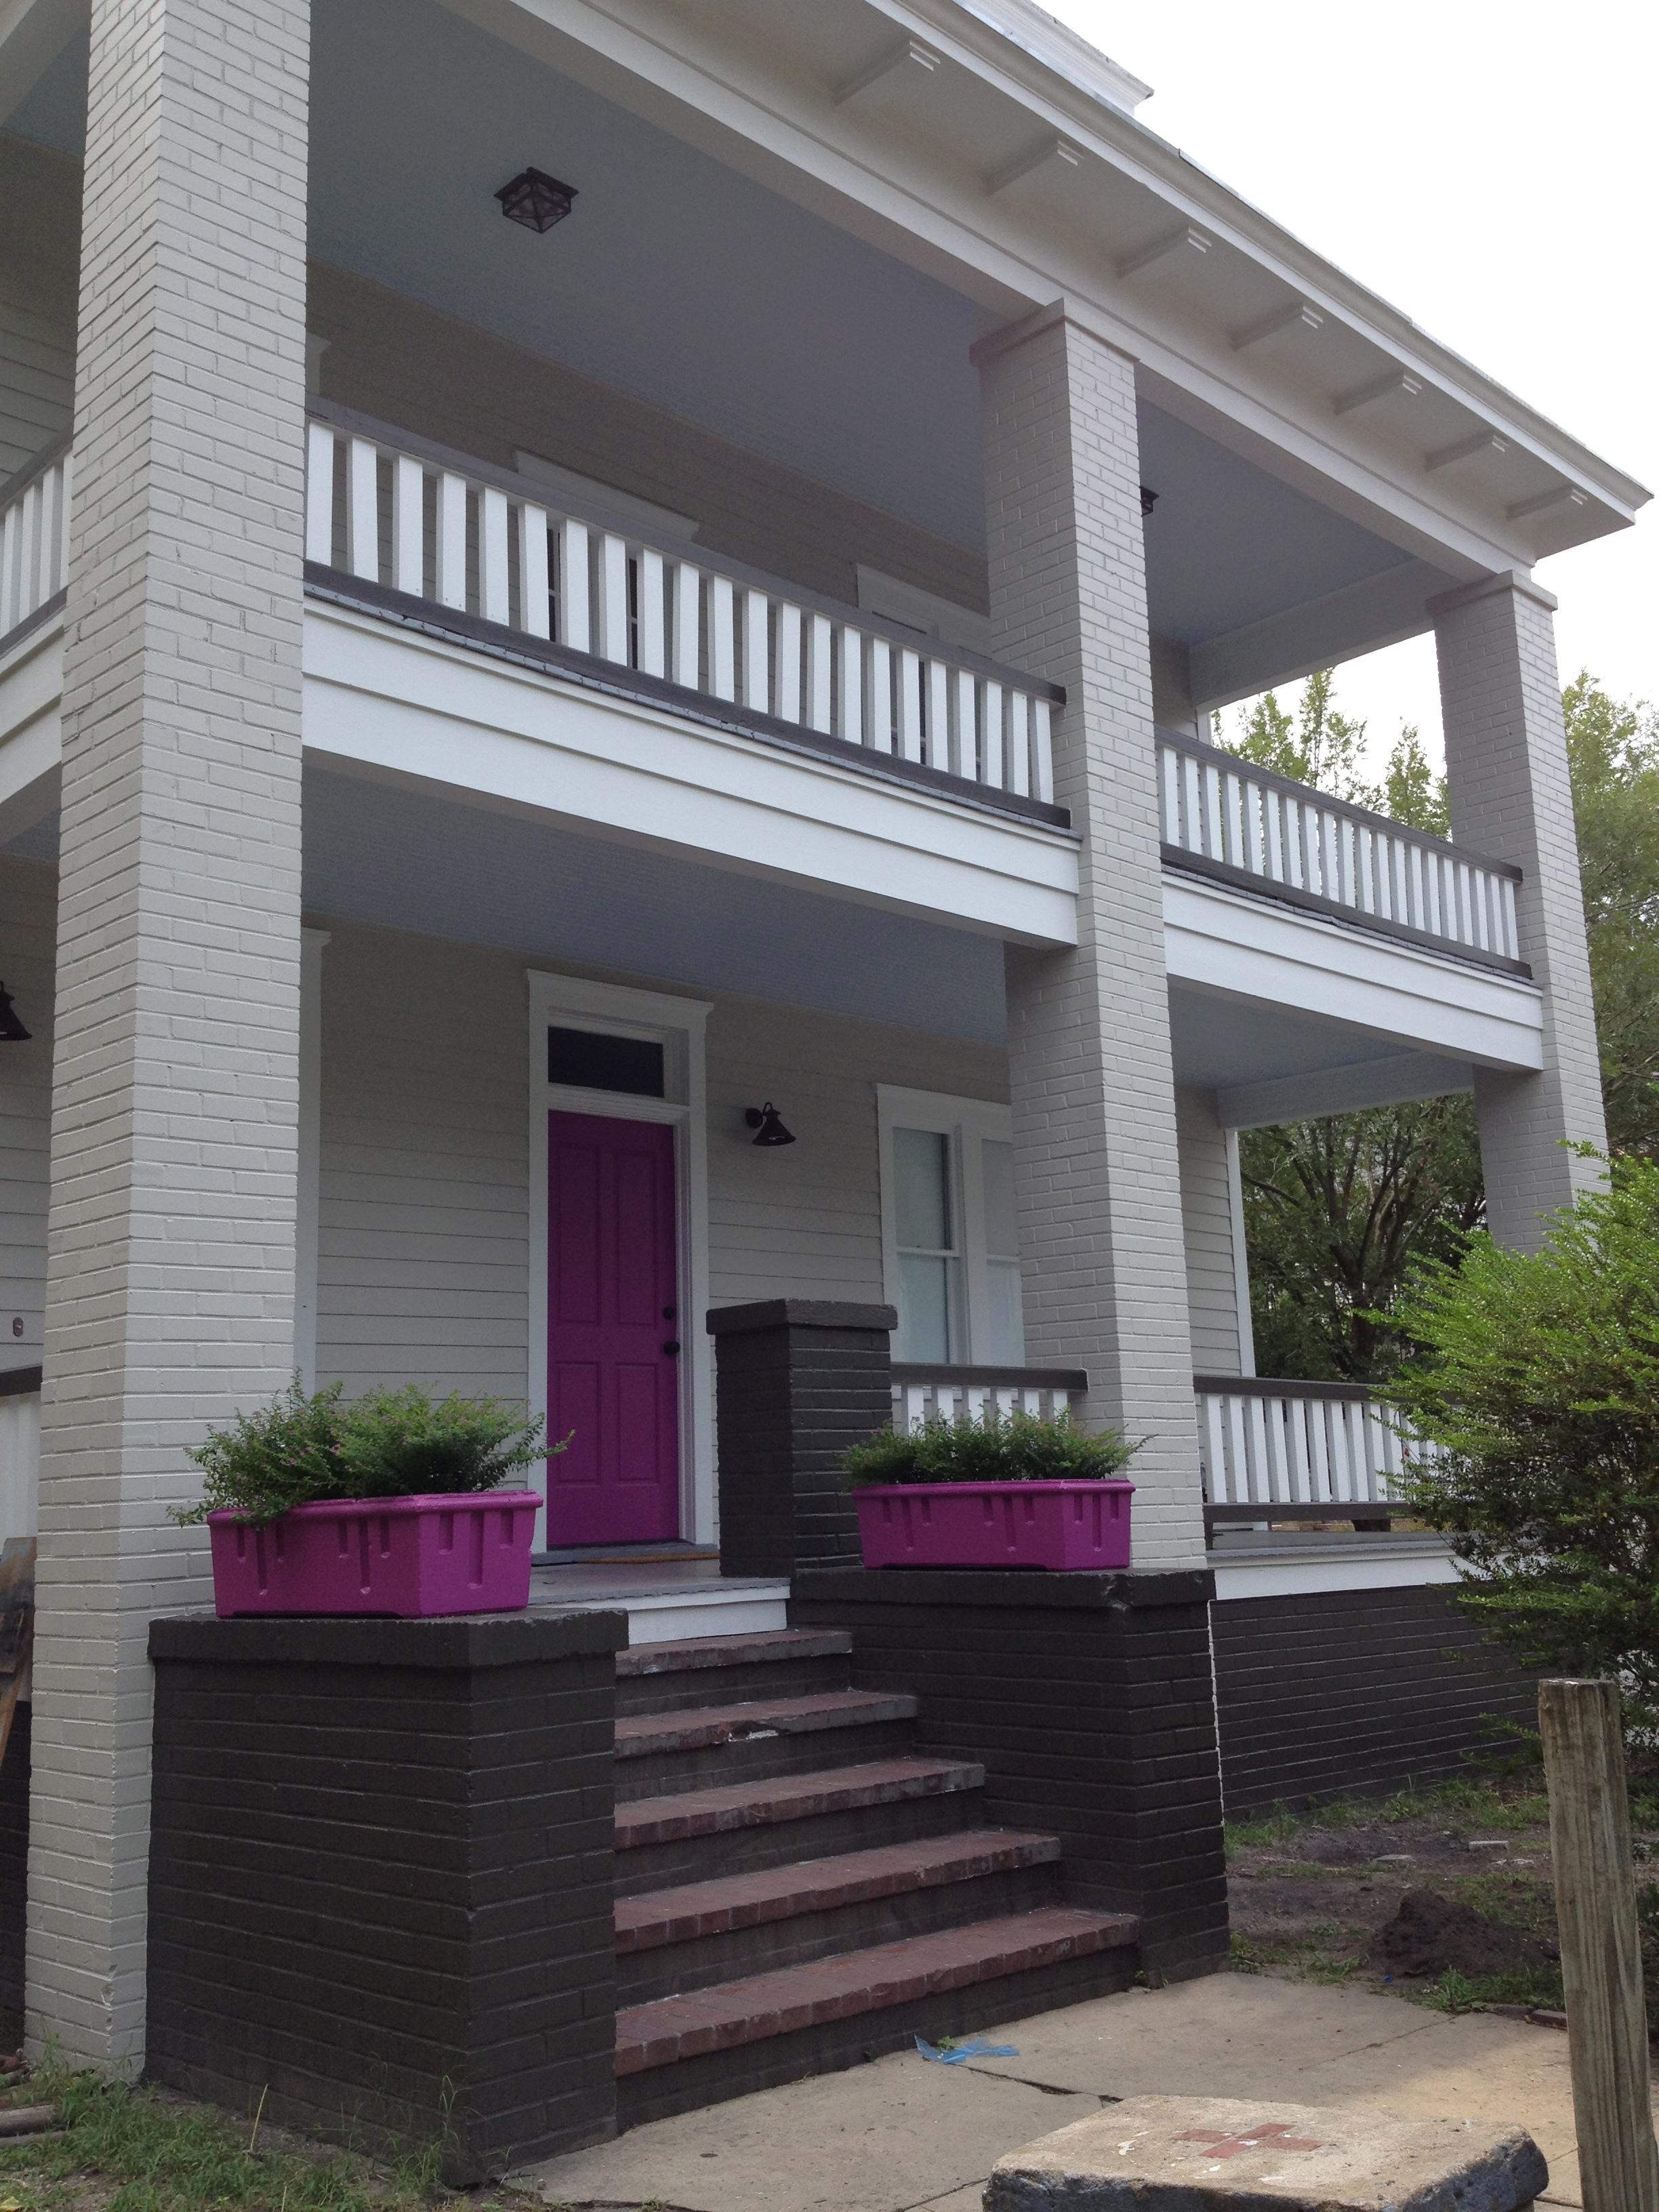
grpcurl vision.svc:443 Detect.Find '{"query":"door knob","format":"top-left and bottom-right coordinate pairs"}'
top-left (662, 1340), bottom-right (681, 1355)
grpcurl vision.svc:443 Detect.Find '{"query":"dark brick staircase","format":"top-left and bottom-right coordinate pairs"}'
top-left (612, 1626), bottom-right (1139, 2123)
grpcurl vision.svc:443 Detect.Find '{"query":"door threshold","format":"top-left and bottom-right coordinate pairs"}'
top-left (535, 1540), bottom-right (722, 1566)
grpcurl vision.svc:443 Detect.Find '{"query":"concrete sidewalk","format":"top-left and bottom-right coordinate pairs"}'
top-left (521, 1973), bottom-right (1644, 2211)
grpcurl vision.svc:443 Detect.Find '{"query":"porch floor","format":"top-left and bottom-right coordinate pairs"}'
top-left (529, 1557), bottom-right (790, 1645)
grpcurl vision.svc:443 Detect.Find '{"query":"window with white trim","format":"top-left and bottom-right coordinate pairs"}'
top-left (878, 1088), bottom-right (1025, 1366)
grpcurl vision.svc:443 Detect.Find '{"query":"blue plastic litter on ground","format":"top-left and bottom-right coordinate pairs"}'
top-left (914, 2037), bottom-right (1020, 2064)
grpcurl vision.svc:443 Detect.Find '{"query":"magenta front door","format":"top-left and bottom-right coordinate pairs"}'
top-left (546, 1110), bottom-right (681, 1545)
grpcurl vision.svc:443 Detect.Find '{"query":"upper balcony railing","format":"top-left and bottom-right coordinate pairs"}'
top-left (304, 403), bottom-right (1063, 813)
top-left (1159, 729), bottom-right (1525, 972)
top-left (0, 439), bottom-right (70, 653)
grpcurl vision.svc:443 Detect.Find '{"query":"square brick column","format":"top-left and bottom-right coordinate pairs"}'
top-left (973, 304), bottom-right (1206, 1572)
top-left (708, 1300), bottom-right (896, 1579)
top-left (28, 0), bottom-right (311, 2068)
top-left (146, 1610), bottom-right (626, 2182)
top-left (1431, 573), bottom-right (1607, 1246)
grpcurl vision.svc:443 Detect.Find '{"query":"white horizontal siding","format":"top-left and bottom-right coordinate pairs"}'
top-left (1176, 1084), bottom-right (1244, 1375)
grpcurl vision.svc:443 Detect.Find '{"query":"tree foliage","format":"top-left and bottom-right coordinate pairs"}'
top-left (1230, 676), bottom-right (1480, 1382)
top-left (1389, 1153), bottom-right (1659, 1730)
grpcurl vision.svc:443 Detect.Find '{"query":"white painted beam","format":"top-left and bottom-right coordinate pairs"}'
top-left (1188, 558), bottom-right (1450, 712)
top-left (0, 0), bottom-right (81, 124)
top-left (1212, 1049), bottom-right (1473, 1130)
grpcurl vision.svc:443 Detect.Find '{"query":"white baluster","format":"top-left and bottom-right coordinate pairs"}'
top-left (436, 472), bottom-right (468, 611)
top-left (558, 518), bottom-right (591, 653)
top-left (1202, 759), bottom-right (1225, 859)
top-left (898, 649), bottom-right (924, 762)
top-left (1008, 693), bottom-right (1031, 797)
top-left (1180, 753), bottom-right (1203, 855)
top-left (981, 682), bottom-right (1004, 788)
top-left (479, 487), bottom-right (510, 625)
top-left (926, 659), bottom-right (949, 771)
top-left (34, 458), bottom-right (62, 607)
top-left (348, 437), bottom-right (379, 581)
top-left (1287, 1397), bottom-right (1314, 1504)
top-left (806, 614), bottom-right (834, 734)
top-left (637, 546), bottom-right (665, 676)
top-left (596, 533), bottom-right (630, 665)
top-left (1263, 785), bottom-right (1284, 884)
top-left (1158, 740), bottom-right (1179, 841)
top-left (393, 455), bottom-right (425, 598)
top-left (776, 603), bottom-right (802, 724)
top-left (518, 501), bottom-right (551, 639)
top-left (868, 636), bottom-right (893, 754)
top-left (710, 575), bottom-right (736, 700)
top-left (743, 588), bottom-right (771, 712)
top-left (672, 560), bottom-right (699, 689)
top-left (1, 498), bottom-right (19, 632)
top-left (1263, 1396), bottom-right (1292, 1508)
top-left (839, 626), bottom-right (864, 745)
top-left (1498, 876), bottom-right (1519, 961)
top-left (953, 667), bottom-right (977, 781)
top-left (1031, 697), bottom-right (1054, 804)
top-left (304, 422), bottom-right (336, 567)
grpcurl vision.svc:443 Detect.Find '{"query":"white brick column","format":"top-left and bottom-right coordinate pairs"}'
top-left (27, 0), bottom-right (311, 2069)
top-left (1431, 573), bottom-right (1606, 1247)
top-left (974, 304), bottom-right (1206, 1571)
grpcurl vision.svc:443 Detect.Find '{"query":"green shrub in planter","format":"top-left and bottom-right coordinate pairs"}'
top-left (177, 1378), bottom-right (558, 1525)
top-left (843, 1406), bottom-right (1137, 1488)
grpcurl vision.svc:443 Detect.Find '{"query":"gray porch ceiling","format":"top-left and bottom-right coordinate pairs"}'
top-left (6, 0), bottom-right (1431, 656)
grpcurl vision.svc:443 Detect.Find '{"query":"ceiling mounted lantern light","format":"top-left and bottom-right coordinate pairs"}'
top-left (745, 1102), bottom-right (796, 1149)
top-left (1140, 485), bottom-right (1159, 517)
top-left (0, 982), bottom-right (30, 1042)
top-left (495, 166), bottom-right (578, 233)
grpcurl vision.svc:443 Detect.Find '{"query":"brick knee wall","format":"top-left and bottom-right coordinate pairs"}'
top-left (791, 1568), bottom-right (1229, 1982)
top-left (1212, 1584), bottom-right (1539, 1815)
top-left (146, 1610), bottom-right (626, 2184)
top-left (0, 1703), bottom-right (27, 2050)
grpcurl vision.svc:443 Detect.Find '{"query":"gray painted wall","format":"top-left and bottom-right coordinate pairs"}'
top-left (0, 135), bottom-right (77, 481)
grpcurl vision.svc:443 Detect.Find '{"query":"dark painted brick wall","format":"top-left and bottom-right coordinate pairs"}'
top-left (792, 1568), bottom-right (1229, 1982)
top-left (146, 1610), bottom-right (626, 2183)
top-left (710, 1301), bottom-right (895, 1580)
top-left (0, 1703), bottom-right (27, 2050)
top-left (1212, 1584), bottom-right (1539, 1815)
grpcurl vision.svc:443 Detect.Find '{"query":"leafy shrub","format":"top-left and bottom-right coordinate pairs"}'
top-left (1388, 1151), bottom-right (1659, 1736)
top-left (842, 1406), bottom-right (1136, 1488)
top-left (178, 1378), bottom-right (558, 1525)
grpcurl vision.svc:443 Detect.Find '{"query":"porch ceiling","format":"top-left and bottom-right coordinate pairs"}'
top-left (6, 0), bottom-right (1454, 672)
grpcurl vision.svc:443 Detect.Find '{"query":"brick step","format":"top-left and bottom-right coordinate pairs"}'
top-left (617, 1629), bottom-right (853, 1717)
top-left (614, 1756), bottom-right (985, 1897)
top-left (613, 1689), bottom-right (918, 1801)
top-left (615, 1906), bottom-right (1139, 2119)
top-left (615, 1829), bottom-right (1065, 2005)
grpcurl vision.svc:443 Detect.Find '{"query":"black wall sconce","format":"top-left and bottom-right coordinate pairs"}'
top-left (495, 167), bottom-right (578, 233)
top-left (0, 982), bottom-right (29, 1042)
top-left (1140, 485), bottom-right (1158, 517)
top-left (745, 1102), bottom-right (796, 1148)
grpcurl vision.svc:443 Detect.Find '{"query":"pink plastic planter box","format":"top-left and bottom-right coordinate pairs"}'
top-left (207, 1491), bottom-right (542, 1618)
top-left (854, 1479), bottom-right (1134, 1572)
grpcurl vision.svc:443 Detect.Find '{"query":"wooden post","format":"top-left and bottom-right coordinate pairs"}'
top-left (1538, 1679), bottom-right (1659, 2212)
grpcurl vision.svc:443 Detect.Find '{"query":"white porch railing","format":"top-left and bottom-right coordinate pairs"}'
top-left (0, 441), bottom-right (70, 647)
top-left (1196, 1374), bottom-right (1422, 1520)
top-left (891, 1365), bottom-right (1087, 1431)
top-left (304, 404), bottom-right (1061, 806)
top-left (0, 1372), bottom-right (41, 1544)
top-left (1159, 730), bottom-right (1523, 968)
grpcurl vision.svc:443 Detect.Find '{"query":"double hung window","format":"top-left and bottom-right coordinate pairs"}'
top-left (878, 1088), bottom-right (1024, 1366)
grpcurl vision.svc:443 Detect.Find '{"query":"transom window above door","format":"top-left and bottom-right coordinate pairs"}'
top-left (546, 1023), bottom-right (665, 1098)
top-left (878, 1087), bottom-right (1024, 1366)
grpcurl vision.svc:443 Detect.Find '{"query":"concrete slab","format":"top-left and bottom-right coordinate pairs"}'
top-left (985, 2094), bottom-right (1546, 2209)
top-left (524, 2060), bottom-right (1102, 2212)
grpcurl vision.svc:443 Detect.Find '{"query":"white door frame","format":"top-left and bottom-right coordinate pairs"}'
top-left (527, 970), bottom-right (714, 1551)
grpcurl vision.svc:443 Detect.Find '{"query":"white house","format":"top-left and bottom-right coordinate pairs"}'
top-left (0, 0), bottom-right (1644, 2102)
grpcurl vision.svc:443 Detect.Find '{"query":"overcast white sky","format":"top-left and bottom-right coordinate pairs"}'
top-left (1045, 0), bottom-right (1656, 765)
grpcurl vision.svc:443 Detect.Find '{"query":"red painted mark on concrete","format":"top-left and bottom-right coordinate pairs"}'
top-left (1175, 2122), bottom-right (1324, 2160)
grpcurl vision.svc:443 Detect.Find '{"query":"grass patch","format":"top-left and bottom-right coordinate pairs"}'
top-left (1412, 1965), bottom-right (1565, 2016)
top-left (0, 2064), bottom-right (525, 2212)
top-left (1227, 1925), bottom-right (1365, 1987)
top-left (1225, 1767), bottom-right (1551, 1854)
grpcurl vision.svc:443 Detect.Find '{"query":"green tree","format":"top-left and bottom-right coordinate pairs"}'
top-left (1564, 672), bottom-right (1659, 1157)
top-left (1389, 1153), bottom-right (1659, 1732)
top-left (1231, 676), bottom-right (1483, 1382)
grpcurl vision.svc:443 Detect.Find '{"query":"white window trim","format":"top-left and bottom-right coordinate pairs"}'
top-left (1225, 1126), bottom-right (1258, 1377)
top-left (295, 927), bottom-right (330, 1391)
top-left (514, 451), bottom-right (700, 541)
top-left (855, 565), bottom-right (993, 657)
top-left (877, 1084), bottom-right (1019, 1367)
top-left (527, 970), bottom-right (714, 1552)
